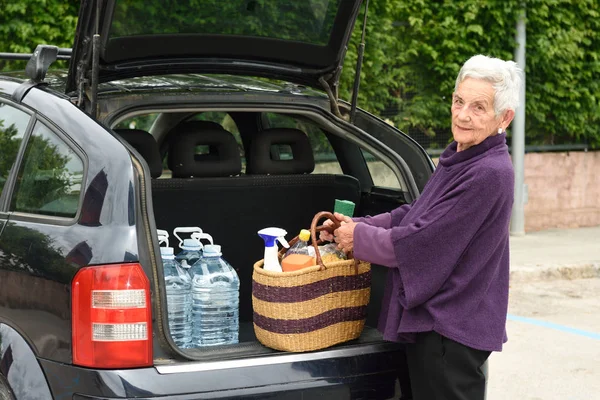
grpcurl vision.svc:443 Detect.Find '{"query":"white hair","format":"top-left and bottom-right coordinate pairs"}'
top-left (455, 54), bottom-right (523, 115)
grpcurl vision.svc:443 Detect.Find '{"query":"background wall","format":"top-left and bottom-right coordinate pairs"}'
top-left (523, 151), bottom-right (600, 232)
top-left (317, 151), bottom-right (600, 233)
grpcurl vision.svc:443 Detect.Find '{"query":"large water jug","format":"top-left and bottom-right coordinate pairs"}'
top-left (189, 244), bottom-right (240, 346)
top-left (175, 228), bottom-right (214, 270)
top-left (161, 246), bottom-right (193, 348)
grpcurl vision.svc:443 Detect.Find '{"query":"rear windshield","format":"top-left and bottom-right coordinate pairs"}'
top-left (109, 0), bottom-right (340, 46)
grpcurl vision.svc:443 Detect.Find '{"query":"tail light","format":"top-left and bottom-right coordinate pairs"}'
top-left (72, 263), bottom-right (153, 368)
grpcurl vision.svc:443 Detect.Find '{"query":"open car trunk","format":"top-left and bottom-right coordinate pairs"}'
top-left (150, 174), bottom-right (397, 360)
top-left (110, 105), bottom-right (427, 361)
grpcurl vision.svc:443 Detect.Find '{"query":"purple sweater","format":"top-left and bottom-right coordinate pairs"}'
top-left (353, 133), bottom-right (514, 351)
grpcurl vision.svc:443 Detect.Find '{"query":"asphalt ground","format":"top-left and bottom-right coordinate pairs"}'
top-left (487, 274), bottom-right (600, 398)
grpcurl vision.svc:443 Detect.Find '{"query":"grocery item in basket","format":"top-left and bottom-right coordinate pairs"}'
top-left (283, 229), bottom-right (316, 258)
top-left (319, 242), bottom-right (347, 263)
top-left (281, 253), bottom-right (316, 272)
top-left (189, 244), bottom-right (240, 346)
top-left (252, 211), bottom-right (371, 352)
top-left (257, 227), bottom-right (290, 272)
top-left (333, 199), bottom-right (355, 217)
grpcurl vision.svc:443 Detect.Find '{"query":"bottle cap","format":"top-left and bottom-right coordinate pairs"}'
top-left (182, 238), bottom-right (201, 250)
top-left (160, 246), bottom-right (175, 259)
top-left (203, 244), bottom-right (222, 256)
top-left (298, 229), bottom-right (310, 242)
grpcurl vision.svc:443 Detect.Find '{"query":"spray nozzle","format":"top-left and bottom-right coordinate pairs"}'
top-left (257, 227), bottom-right (289, 248)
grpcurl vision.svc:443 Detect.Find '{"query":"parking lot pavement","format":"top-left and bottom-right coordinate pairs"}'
top-left (487, 278), bottom-right (600, 400)
top-left (509, 226), bottom-right (600, 283)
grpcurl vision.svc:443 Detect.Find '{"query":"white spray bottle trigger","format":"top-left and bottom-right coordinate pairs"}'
top-left (277, 236), bottom-right (290, 249)
top-left (173, 227), bottom-right (203, 248)
top-left (157, 229), bottom-right (169, 247)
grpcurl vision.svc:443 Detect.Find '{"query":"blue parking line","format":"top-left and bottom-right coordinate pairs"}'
top-left (507, 314), bottom-right (600, 340)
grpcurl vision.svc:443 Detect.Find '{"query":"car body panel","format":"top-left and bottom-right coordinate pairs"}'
top-left (0, 86), bottom-right (147, 363)
top-left (0, 323), bottom-right (53, 400)
top-left (41, 344), bottom-right (405, 399)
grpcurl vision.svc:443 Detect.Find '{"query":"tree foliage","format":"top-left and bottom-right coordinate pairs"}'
top-left (339, 0), bottom-right (600, 147)
top-left (0, 0), bottom-right (78, 71)
top-left (1, 0), bottom-right (598, 147)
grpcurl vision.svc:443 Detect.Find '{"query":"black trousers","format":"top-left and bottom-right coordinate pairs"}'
top-left (404, 331), bottom-right (491, 400)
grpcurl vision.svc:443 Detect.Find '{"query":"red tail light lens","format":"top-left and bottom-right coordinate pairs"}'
top-left (72, 263), bottom-right (153, 368)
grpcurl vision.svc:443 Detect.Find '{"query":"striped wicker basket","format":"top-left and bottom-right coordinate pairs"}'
top-left (252, 211), bottom-right (371, 352)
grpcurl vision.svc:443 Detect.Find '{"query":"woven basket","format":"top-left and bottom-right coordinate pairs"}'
top-left (252, 211), bottom-right (371, 352)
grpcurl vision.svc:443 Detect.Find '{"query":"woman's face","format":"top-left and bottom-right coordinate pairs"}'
top-left (451, 78), bottom-right (511, 151)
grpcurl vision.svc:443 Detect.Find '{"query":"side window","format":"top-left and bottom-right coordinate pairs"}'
top-left (263, 113), bottom-right (343, 174)
top-left (0, 102), bottom-right (31, 198)
top-left (113, 113), bottom-right (159, 131)
top-left (10, 122), bottom-right (83, 218)
top-left (361, 149), bottom-right (402, 189)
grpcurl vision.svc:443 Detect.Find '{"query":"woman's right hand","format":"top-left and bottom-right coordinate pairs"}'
top-left (319, 218), bottom-right (335, 242)
top-left (319, 213), bottom-right (346, 242)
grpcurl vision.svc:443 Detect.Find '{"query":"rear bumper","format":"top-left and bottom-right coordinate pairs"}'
top-left (40, 342), bottom-right (408, 399)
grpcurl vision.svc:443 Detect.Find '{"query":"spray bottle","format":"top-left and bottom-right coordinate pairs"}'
top-left (257, 228), bottom-right (290, 272)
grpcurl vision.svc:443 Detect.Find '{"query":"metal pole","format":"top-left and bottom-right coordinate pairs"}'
top-left (511, 7), bottom-right (526, 236)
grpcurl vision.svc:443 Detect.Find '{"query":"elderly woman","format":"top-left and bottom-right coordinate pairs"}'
top-left (323, 54), bottom-right (523, 399)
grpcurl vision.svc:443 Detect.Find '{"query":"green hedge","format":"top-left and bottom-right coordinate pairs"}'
top-left (338, 0), bottom-right (600, 148)
top-left (1, 0), bottom-right (598, 147)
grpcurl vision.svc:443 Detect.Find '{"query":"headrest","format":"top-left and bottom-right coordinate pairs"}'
top-left (247, 128), bottom-right (314, 175)
top-left (168, 121), bottom-right (242, 178)
top-left (114, 128), bottom-right (162, 178)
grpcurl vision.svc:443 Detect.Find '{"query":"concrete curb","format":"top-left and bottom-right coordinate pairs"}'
top-left (509, 261), bottom-right (600, 284)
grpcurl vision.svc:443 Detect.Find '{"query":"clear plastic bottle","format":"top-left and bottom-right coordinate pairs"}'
top-left (189, 244), bottom-right (240, 347)
top-left (284, 229), bottom-right (315, 258)
top-left (174, 229), bottom-right (214, 270)
top-left (319, 242), bottom-right (347, 262)
top-left (161, 246), bottom-right (193, 348)
top-left (176, 239), bottom-right (203, 270)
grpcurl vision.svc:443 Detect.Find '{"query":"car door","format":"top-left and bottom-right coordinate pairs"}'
top-left (351, 107), bottom-right (435, 217)
top-left (0, 100), bottom-right (32, 237)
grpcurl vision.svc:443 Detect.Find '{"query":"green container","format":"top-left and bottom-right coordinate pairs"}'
top-left (333, 199), bottom-right (355, 217)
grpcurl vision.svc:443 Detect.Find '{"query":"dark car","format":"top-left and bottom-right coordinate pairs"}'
top-left (0, 1), bottom-right (435, 399)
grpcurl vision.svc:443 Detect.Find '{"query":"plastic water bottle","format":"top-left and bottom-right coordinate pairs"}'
top-left (284, 229), bottom-right (315, 258)
top-left (176, 239), bottom-right (203, 270)
top-left (174, 228), bottom-right (214, 270)
top-left (189, 244), bottom-right (239, 346)
top-left (162, 247), bottom-right (192, 348)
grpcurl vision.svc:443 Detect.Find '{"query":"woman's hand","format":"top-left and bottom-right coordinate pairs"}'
top-left (319, 212), bottom-right (349, 242)
top-left (319, 218), bottom-right (335, 242)
top-left (333, 213), bottom-right (357, 253)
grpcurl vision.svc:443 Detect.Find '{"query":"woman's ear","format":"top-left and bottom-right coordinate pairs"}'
top-left (502, 109), bottom-right (516, 129)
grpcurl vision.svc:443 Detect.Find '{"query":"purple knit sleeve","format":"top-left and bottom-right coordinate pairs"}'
top-left (353, 223), bottom-right (398, 268)
top-left (352, 203), bottom-right (413, 228)
top-left (389, 167), bottom-right (511, 310)
top-left (352, 212), bottom-right (392, 228)
top-left (390, 203), bottom-right (414, 226)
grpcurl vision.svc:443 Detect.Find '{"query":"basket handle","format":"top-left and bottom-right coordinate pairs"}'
top-left (312, 211), bottom-right (361, 274)
top-left (279, 211), bottom-right (360, 273)
top-left (309, 211), bottom-right (341, 270)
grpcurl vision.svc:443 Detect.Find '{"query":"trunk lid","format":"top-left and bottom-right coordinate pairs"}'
top-left (66, 0), bottom-right (363, 94)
